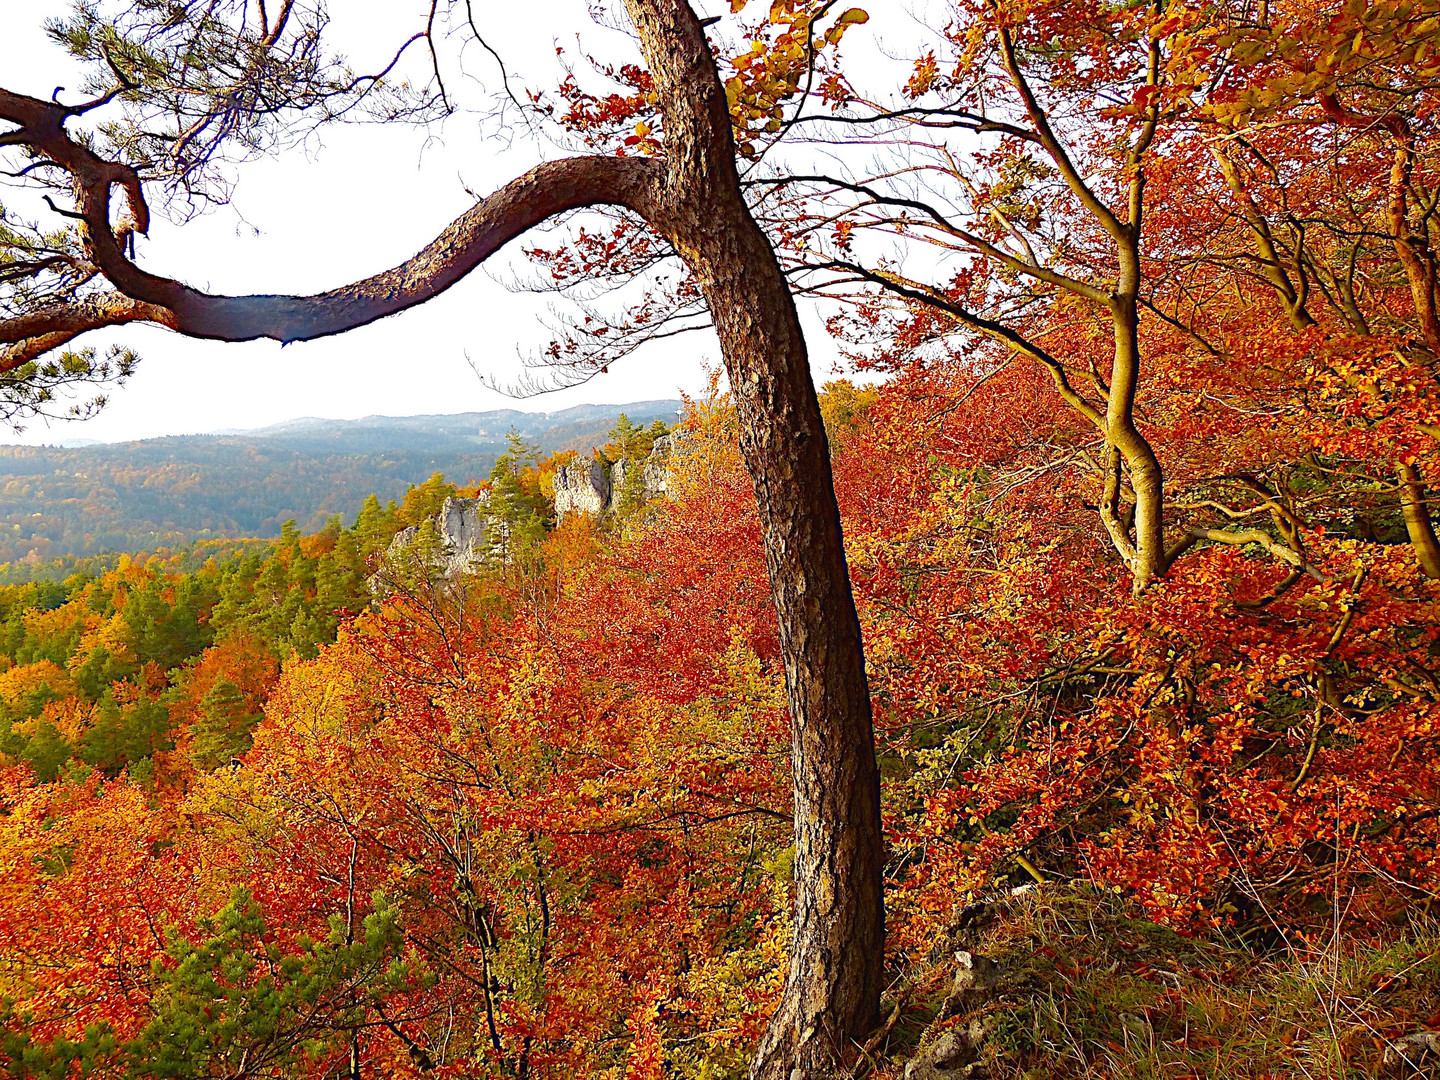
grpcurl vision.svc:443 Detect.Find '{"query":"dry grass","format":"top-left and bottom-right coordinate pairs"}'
top-left (872, 885), bottom-right (1440, 1080)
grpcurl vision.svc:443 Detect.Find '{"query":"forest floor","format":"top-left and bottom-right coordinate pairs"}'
top-left (878, 885), bottom-right (1440, 1080)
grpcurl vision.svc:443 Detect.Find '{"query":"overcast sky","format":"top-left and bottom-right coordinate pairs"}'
top-left (0, 1), bottom-right (900, 445)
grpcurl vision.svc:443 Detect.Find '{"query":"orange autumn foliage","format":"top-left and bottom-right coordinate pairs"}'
top-left (3, 2), bottom-right (1440, 1075)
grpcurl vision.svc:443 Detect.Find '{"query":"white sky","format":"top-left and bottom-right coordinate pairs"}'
top-left (0, 0), bottom-right (910, 445)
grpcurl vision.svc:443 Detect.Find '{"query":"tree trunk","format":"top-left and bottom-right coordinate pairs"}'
top-left (1398, 462), bottom-right (1440, 578)
top-left (1, 4), bottom-right (888, 1071)
top-left (1107, 268), bottom-right (1168, 593)
top-left (624, 3), bottom-right (884, 1076)
top-left (705, 221), bottom-right (884, 1079)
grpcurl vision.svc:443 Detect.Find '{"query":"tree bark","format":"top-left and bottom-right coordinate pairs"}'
top-left (1317, 95), bottom-right (1440, 579)
top-left (0, 3), bottom-right (886, 1075)
top-left (1107, 292), bottom-right (1168, 593)
top-left (1398, 462), bottom-right (1440, 578)
top-left (622, 4), bottom-right (883, 1075)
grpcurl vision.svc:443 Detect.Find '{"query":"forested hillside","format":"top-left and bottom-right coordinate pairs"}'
top-left (5, 0), bottom-right (1440, 1078)
top-left (0, 403), bottom-right (680, 564)
top-left (0, 419), bottom-right (645, 785)
top-left (2, 383), bottom-right (1438, 1079)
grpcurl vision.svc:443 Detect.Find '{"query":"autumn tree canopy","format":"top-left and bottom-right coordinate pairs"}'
top-left (2, 1), bottom-right (1440, 1079)
top-left (1, 2), bottom-right (888, 1076)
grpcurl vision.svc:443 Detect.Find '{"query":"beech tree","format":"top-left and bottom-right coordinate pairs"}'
top-left (758, 0), bottom-right (1440, 596)
top-left (0, 0), bottom-right (881, 1075)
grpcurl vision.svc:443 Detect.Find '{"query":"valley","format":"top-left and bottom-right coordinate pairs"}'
top-left (0, 402), bottom-right (681, 566)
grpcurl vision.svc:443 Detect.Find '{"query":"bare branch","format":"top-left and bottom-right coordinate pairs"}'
top-left (1183, 527), bottom-right (1327, 581)
top-left (0, 82), bottom-right (662, 349)
top-left (995, 21), bottom-right (1128, 244)
top-left (758, 173), bottom-right (1112, 303)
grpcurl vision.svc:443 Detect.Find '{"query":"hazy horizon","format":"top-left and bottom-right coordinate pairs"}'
top-left (0, 1), bottom-right (884, 449)
top-left (0, 398), bottom-right (687, 449)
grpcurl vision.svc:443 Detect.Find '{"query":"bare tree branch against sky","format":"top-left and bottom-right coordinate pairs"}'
top-left (0, 1), bottom-right (763, 444)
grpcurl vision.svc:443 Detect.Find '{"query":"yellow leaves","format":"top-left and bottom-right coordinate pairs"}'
top-left (41, 697), bottom-right (96, 744)
top-left (622, 979), bottom-right (673, 1080)
top-left (824, 7), bottom-right (868, 47)
top-left (717, 627), bottom-right (787, 726)
top-left (907, 50), bottom-right (939, 99)
top-left (627, 117), bottom-right (661, 156)
top-left (722, 0), bottom-right (870, 154)
top-left (264, 653), bottom-right (357, 742)
top-left (672, 876), bottom-right (789, 1064)
top-left (0, 660), bottom-right (76, 714)
top-left (68, 611), bottom-right (137, 677)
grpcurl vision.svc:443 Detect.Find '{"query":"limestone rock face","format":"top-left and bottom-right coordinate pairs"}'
top-left (553, 457), bottom-right (611, 517)
top-left (435, 495), bottom-right (495, 574)
top-left (378, 430), bottom-right (687, 593)
top-left (379, 494), bottom-right (495, 584)
top-left (609, 459), bottom-right (631, 512)
top-left (642, 434), bottom-right (678, 500)
top-left (553, 431), bottom-right (687, 521)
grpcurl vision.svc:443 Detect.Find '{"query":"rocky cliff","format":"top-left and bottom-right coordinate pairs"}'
top-left (378, 432), bottom-right (686, 585)
top-left (552, 457), bottom-right (610, 517)
top-left (553, 432), bottom-right (683, 519)
top-left (380, 494), bottom-right (495, 581)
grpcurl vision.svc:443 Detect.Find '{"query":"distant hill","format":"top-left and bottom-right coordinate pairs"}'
top-left (232, 401), bottom-right (684, 454)
top-left (0, 402), bottom-right (682, 564)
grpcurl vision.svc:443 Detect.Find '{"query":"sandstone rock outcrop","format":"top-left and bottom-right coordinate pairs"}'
top-left (552, 456), bottom-right (610, 517)
top-left (642, 433), bottom-right (679, 498)
top-left (376, 430), bottom-right (686, 593)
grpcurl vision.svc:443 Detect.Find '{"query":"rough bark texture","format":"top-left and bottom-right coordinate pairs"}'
top-left (622, 4), bottom-right (884, 1075)
top-left (0, 292), bottom-right (174, 371)
top-left (0, 3), bottom-right (885, 1076)
top-left (0, 91), bottom-right (660, 345)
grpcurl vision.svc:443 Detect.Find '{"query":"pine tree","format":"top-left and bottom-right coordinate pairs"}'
top-left (314, 530), bottom-right (370, 635)
top-left (606, 413), bottom-right (647, 460)
top-left (80, 691), bottom-right (173, 778)
top-left (486, 432), bottom-right (548, 556)
top-left (398, 472), bottom-right (458, 528)
top-left (72, 644), bottom-right (136, 702)
top-left (607, 415), bottom-right (665, 517)
top-left (353, 494), bottom-right (398, 558)
top-left (189, 679), bottom-right (261, 771)
top-left (19, 720), bottom-right (70, 783)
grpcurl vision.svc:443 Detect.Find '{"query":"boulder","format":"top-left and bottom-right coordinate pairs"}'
top-left (1385, 1031), bottom-right (1440, 1070)
top-left (903, 1024), bottom-right (988, 1080)
top-left (904, 952), bottom-right (1001, 1080)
